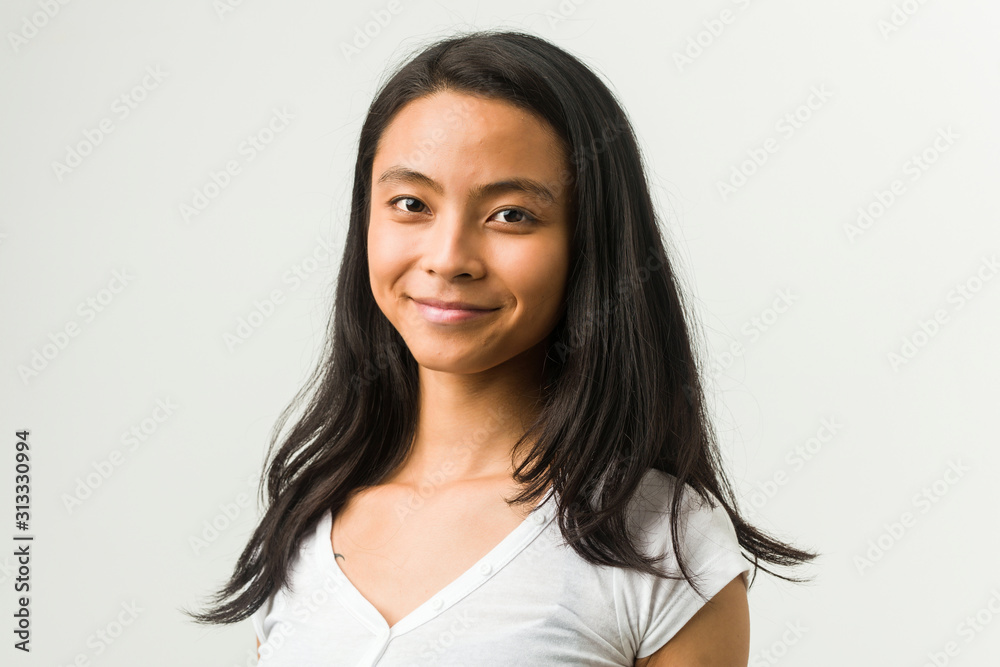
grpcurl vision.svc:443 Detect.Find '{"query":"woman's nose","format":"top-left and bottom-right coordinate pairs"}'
top-left (419, 209), bottom-right (485, 279)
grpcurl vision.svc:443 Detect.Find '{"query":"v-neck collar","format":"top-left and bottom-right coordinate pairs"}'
top-left (314, 487), bottom-right (557, 637)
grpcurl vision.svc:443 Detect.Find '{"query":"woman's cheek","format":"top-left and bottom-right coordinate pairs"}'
top-left (368, 221), bottom-right (406, 281)
top-left (515, 256), bottom-right (568, 327)
top-left (368, 226), bottom-right (397, 307)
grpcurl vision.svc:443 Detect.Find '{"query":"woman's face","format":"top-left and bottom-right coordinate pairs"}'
top-left (368, 90), bottom-right (573, 376)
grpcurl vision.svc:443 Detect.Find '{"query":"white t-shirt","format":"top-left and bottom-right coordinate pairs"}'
top-left (251, 468), bottom-right (751, 666)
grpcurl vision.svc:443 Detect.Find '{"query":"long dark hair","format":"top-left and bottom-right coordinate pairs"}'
top-left (184, 27), bottom-right (818, 626)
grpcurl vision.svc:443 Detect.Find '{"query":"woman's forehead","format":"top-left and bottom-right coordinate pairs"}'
top-left (378, 92), bottom-right (563, 160)
top-left (373, 93), bottom-right (570, 199)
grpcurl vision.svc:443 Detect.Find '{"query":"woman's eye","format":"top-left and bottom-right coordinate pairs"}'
top-left (388, 197), bottom-right (536, 224)
top-left (493, 208), bottom-right (534, 224)
top-left (390, 196), bottom-right (426, 214)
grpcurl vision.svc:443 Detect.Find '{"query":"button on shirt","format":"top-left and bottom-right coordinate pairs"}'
top-left (252, 468), bottom-right (751, 666)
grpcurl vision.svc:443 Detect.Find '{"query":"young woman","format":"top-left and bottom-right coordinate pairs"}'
top-left (186, 29), bottom-right (817, 665)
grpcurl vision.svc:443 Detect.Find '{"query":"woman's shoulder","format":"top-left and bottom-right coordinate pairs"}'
top-left (617, 469), bottom-right (751, 658)
top-left (628, 468), bottom-right (712, 516)
top-left (625, 468), bottom-right (738, 563)
top-left (250, 507), bottom-right (334, 643)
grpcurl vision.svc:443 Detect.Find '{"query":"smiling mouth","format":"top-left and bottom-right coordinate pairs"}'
top-left (410, 297), bottom-right (500, 311)
top-left (410, 297), bottom-right (501, 324)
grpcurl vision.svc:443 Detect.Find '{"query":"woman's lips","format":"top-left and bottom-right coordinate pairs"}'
top-left (410, 298), bottom-right (500, 324)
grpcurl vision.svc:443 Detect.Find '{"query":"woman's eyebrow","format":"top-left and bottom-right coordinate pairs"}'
top-left (376, 165), bottom-right (556, 206)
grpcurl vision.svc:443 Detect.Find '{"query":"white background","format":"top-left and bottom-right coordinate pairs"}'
top-left (2, 1), bottom-right (999, 665)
